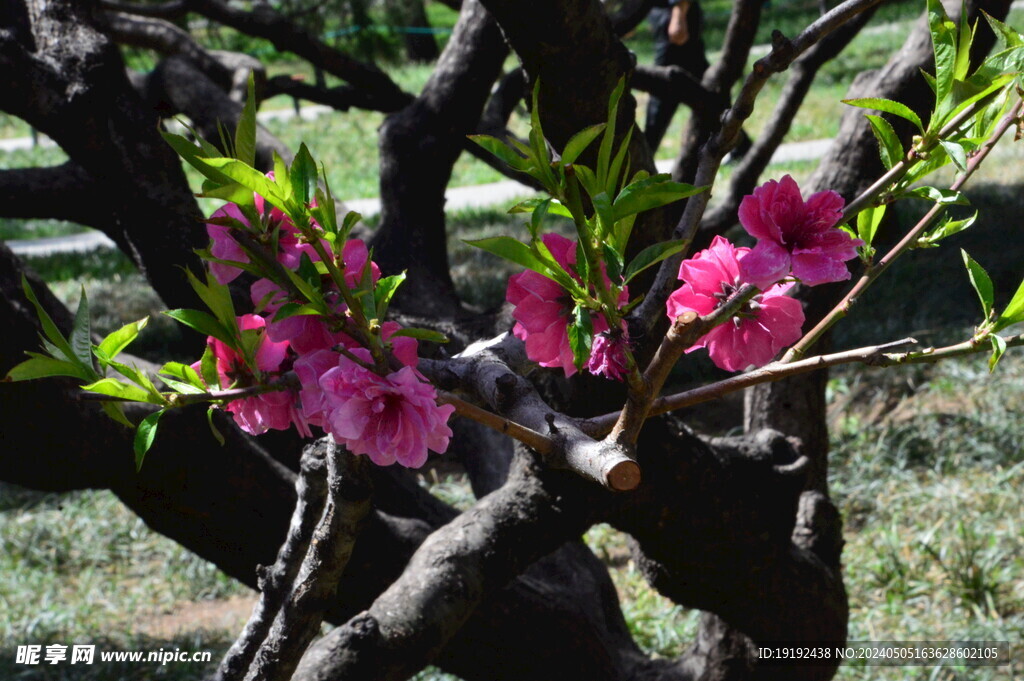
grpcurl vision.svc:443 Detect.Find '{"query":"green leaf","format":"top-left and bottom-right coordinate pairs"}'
top-left (290, 143), bottom-right (318, 205)
top-left (374, 272), bottom-right (407, 320)
top-left (865, 115), bottom-right (904, 169)
top-left (207, 406), bottom-right (226, 446)
top-left (612, 174), bottom-right (705, 223)
top-left (158, 377), bottom-right (206, 394)
top-left (567, 305), bottom-right (594, 371)
top-left (927, 0), bottom-right (958, 111)
top-left (984, 11), bottom-right (1024, 49)
top-left (606, 125), bottom-right (634, 195)
top-left (97, 317), bottom-right (149, 362)
top-left (185, 269), bottom-right (237, 333)
top-left (603, 243), bottom-right (624, 284)
top-left (70, 286), bottom-right (93, 369)
top-left (163, 309), bottom-right (234, 345)
top-left (82, 378), bottom-right (164, 405)
top-left (234, 73), bottom-right (257, 166)
top-left (573, 164), bottom-right (602, 199)
top-left (134, 410), bottom-right (165, 471)
top-left (918, 210), bottom-right (977, 246)
top-left (961, 249), bottom-right (994, 319)
top-left (843, 97), bottom-right (924, 132)
top-left (907, 186), bottom-right (969, 204)
top-left (21, 275), bottom-right (78, 366)
top-left (591, 192), bottom-right (614, 240)
top-left (200, 346), bottom-right (220, 390)
top-left (596, 78), bottom-right (626, 190)
top-left (340, 211), bottom-right (361, 241)
top-left (955, 10), bottom-right (976, 80)
top-left (561, 123), bottom-right (607, 164)
top-left (939, 140), bottom-right (968, 172)
top-left (389, 327), bottom-right (449, 343)
top-left (989, 334), bottom-right (1007, 372)
top-left (623, 240), bottom-right (687, 283)
top-left (159, 362), bottom-right (205, 390)
top-left (101, 401), bottom-right (134, 428)
top-left (4, 355), bottom-right (91, 382)
top-left (528, 198), bottom-right (552, 239)
top-left (856, 203), bottom-right (887, 247)
top-left (574, 240), bottom-right (590, 286)
top-left (272, 302), bottom-right (322, 323)
top-left (995, 277), bottom-right (1024, 330)
top-left (162, 133), bottom-right (237, 187)
top-left (202, 158), bottom-right (281, 206)
top-left (466, 133), bottom-right (528, 168)
top-left (104, 358), bottom-right (162, 400)
top-left (465, 236), bottom-right (553, 278)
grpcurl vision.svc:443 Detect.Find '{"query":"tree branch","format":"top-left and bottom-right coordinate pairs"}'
top-left (242, 442), bottom-right (371, 681)
top-left (421, 334), bottom-right (640, 491)
top-left (292, 452), bottom-right (604, 681)
top-left (214, 441), bottom-right (330, 681)
top-left (785, 96), bottom-right (1023, 361)
top-left (185, 0), bottom-right (412, 110)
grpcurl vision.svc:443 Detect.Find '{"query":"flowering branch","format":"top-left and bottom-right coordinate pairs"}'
top-left (783, 96), bottom-right (1024, 362)
top-left (630, 0), bottom-right (886, 338)
top-left (609, 284), bottom-right (758, 446)
top-left (584, 333), bottom-right (1024, 436)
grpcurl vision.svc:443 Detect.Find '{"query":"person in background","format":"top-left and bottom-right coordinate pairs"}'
top-left (645, 0), bottom-right (752, 160)
top-left (644, 0), bottom-right (710, 152)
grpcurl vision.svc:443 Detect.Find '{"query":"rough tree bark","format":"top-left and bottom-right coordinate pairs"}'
top-left (0, 0), bottom-right (207, 310)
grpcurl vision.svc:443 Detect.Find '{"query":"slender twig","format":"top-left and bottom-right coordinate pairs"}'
top-left (610, 284), bottom-right (758, 445)
top-left (783, 97), bottom-right (1023, 362)
top-left (583, 333), bottom-right (1024, 436)
top-left (437, 391), bottom-right (554, 455)
top-left (838, 92), bottom-right (1007, 224)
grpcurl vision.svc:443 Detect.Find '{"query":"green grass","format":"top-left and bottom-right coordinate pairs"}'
top-left (0, 486), bottom-right (245, 680)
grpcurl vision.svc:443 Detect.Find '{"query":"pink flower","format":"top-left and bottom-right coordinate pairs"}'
top-left (506, 233), bottom-right (626, 377)
top-left (207, 314), bottom-right (307, 435)
top-left (318, 351), bottom-right (455, 468)
top-left (207, 197), bottom-right (305, 286)
top-left (666, 236), bottom-right (805, 372)
top-left (250, 239), bottom-right (383, 356)
top-left (738, 175), bottom-right (861, 289)
top-left (207, 203), bottom-right (254, 285)
top-left (586, 330), bottom-right (630, 381)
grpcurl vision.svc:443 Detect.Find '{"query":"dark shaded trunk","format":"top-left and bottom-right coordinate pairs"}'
top-left (372, 0), bottom-right (508, 316)
top-left (0, 0), bottom-right (207, 311)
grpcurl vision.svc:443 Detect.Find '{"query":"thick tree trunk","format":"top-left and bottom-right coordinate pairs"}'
top-left (371, 0), bottom-right (507, 316)
top-left (0, 0), bottom-right (207, 311)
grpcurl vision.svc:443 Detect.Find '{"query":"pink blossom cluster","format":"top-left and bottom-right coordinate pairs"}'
top-left (199, 188), bottom-right (453, 469)
top-left (505, 233), bottom-right (631, 381)
top-left (666, 176), bottom-right (861, 372)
